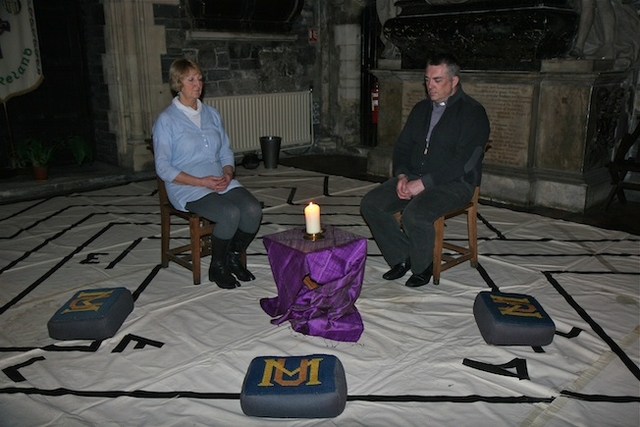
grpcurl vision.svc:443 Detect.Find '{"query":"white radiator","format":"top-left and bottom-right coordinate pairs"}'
top-left (203, 90), bottom-right (314, 153)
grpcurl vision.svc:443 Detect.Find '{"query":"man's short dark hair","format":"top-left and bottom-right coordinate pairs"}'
top-left (426, 53), bottom-right (460, 78)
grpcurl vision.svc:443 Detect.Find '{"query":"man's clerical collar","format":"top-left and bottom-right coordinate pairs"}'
top-left (433, 101), bottom-right (446, 108)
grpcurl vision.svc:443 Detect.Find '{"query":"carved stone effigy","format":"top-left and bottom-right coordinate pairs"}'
top-left (384, 0), bottom-right (579, 71)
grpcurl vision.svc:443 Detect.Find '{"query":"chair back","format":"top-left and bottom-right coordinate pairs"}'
top-left (612, 122), bottom-right (640, 165)
top-left (156, 176), bottom-right (171, 207)
top-left (150, 142), bottom-right (179, 212)
top-left (603, 122), bottom-right (640, 209)
top-left (469, 140), bottom-right (492, 187)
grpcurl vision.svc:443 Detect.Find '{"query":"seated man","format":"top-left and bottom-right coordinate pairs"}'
top-left (360, 53), bottom-right (490, 288)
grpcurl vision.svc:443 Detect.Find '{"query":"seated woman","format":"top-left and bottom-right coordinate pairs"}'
top-left (153, 58), bottom-right (262, 289)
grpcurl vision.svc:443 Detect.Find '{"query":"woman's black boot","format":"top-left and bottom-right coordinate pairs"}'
top-left (227, 229), bottom-right (256, 282)
top-left (209, 236), bottom-right (240, 289)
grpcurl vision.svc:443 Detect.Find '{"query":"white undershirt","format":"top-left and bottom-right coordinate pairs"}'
top-left (425, 101), bottom-right (446, 154)
top-left (173, 97), bottom-right (202, 129)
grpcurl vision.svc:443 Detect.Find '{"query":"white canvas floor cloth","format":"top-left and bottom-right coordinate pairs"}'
top-left (0, 165), bottom-right (638, 427)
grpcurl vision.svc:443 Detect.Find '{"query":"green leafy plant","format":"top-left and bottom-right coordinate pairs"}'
top-left (16, 138), bottom-right (58, 168)
top-left (62, 135), bottom-right (93, 166)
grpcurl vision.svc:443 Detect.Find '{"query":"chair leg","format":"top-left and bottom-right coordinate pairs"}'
top-left (468, 206), bottom-right (478, 268)
top-left (160, 208), bottom-right (170, 268)
top-left (189, 216), bottom-right (202, 285)
top-left (432, 216), bottom-right (445, 285)
top-left (603, 186), bottom-right (618, 211)
top-left (617, 186), bottom-right (628, 204)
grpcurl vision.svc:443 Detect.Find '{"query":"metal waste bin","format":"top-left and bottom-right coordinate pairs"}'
top-left (260, 136), bottom-right (281, 169)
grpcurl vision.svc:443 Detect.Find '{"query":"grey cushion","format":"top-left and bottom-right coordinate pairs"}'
top-left (48, 287), bottom-right (133, 340)
top-left (241, 354), bottom-right (347, 418)
top-left (473, 291), bottom-right (555, 346)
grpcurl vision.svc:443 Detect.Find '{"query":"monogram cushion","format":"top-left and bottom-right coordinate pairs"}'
top-left (47, 287), bottom-right (133, 340)
top-left (240, 354), bottom-right (347, 418)
top-left (473, 291), bottom-right (555, 346)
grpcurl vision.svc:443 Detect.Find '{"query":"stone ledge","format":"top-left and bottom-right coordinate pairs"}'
top-left (186, 30), bottom-right (298, 42)
top-left (541, 59), bottom-right (616, 73)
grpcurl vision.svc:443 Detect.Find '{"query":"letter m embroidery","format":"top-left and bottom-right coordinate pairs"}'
top-left (61, 290), bottom-right (115, 314)
top-left (258, 357), bottom-right (323, 387)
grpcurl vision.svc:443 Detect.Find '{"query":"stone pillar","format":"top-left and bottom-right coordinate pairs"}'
top-left (102, 0), bottom-right (174, 172)
top-left (367, 69), bottom-right (422, 177)
top-left (332, 23), bottom-right (362, 147)
top-left (367, 60), bottom-right (634, 212)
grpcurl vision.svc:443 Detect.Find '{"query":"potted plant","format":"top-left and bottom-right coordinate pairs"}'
top-left (16, 138), bottom-right (59, 180)
top-left (62, 135), bottom-right (93, 166)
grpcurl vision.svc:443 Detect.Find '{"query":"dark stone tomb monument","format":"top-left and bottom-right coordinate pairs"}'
top-left (385, 0), bottom-right (579, 71)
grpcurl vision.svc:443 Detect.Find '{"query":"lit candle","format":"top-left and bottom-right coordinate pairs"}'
top-left (304, 202), bottom-right (321, 234)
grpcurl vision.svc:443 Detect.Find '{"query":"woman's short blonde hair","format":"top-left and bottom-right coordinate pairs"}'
top-left (169, 58), bottom-right (203, 93)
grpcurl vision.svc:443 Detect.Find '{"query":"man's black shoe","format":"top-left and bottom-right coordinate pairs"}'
top-left (382, 259), bottom-right (411, 280)
top-left (405, 264), bottom-right (433, 288)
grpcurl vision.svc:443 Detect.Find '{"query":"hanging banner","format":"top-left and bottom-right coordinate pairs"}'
top-left (0, 0), bottom-right (43, 103)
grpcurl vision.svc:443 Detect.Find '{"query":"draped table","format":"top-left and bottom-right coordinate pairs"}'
top-left (261, 225), bottom-right (367, 342)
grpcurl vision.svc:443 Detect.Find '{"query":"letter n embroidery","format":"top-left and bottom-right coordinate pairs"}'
top-left (491, 295), bottom-right (543, 318)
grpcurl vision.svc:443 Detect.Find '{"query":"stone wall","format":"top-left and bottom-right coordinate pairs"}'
top-left (156, 4), bottom-right (317, 98)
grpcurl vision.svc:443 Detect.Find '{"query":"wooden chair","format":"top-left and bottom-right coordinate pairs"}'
top-left (431, 186), bottom-right (480, 285)
top-left (430, 142), bottom-right (492, 284)
top-left (157, 176), bottom-right (214, 285)
top-left (393, 186), bottom-right (480, 285)
top-left (150, 141), bottom-right (219, 286)
top-left (603, 122), bottom-right (640, 210)
top-left (394, 142), bottom-right (489, 285)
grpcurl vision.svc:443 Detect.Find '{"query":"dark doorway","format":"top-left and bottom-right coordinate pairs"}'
top-left (1, 0), bottom-right (93, 168)
top-left (360, 0), bottom-right (380, 147)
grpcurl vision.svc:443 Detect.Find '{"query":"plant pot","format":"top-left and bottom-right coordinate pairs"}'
top-left (32, 166), bottom-right (49, 181)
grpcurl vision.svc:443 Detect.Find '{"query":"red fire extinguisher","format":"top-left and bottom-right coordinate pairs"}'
top-left (371, 81), bottom-right (379, 125)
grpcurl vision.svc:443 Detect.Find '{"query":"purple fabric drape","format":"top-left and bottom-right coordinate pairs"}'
top-left (261, 226), bottom-right (367, 342)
